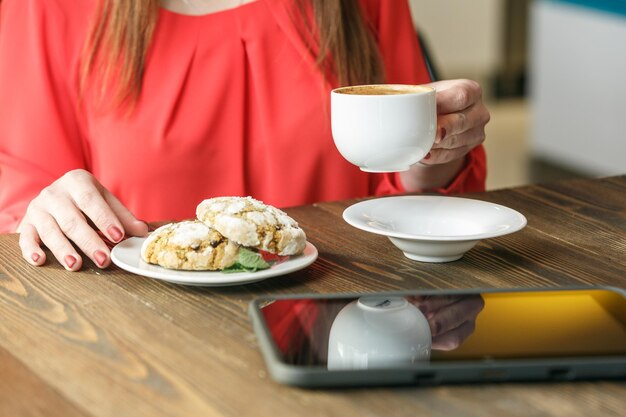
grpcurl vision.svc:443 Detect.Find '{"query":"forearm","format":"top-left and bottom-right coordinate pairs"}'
top-left (399, 156), bottom-right (466, 192)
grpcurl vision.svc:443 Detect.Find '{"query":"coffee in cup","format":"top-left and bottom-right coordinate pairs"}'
top-left (330, 84), bottom-right (436, 172)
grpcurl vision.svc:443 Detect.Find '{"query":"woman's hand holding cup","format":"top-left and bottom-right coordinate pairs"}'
top-left (331, 79), bottom-right (489, 191)
top-left (425, 79), bottom-right (490, 166)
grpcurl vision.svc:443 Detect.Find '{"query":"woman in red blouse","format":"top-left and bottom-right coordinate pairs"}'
top-left (0, 0), bottom-right (489, 271)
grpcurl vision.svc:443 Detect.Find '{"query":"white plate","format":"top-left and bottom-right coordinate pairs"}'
top-left (343, 196), bottom-right (527, 262)
top-left (111, 237), bottom-right (318, 286)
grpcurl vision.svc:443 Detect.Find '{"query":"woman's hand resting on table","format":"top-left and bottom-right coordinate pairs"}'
top-left (410, 294), bottom-right (485, 350)
top-left (18, 169), bottom-right (149, 271)
top-left (400, 79), bottom-right (490, 191)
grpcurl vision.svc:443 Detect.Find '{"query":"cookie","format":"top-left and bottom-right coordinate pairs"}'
top-left (140, 220), bottom-right (240, 270)
top-left (196, 196), bottom-right (307, 256)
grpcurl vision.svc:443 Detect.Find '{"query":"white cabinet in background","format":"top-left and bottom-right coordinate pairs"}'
top-left (530, 0), bottom-right (626, 175)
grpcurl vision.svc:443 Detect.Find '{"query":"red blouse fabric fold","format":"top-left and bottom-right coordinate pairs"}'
top-left (0, 0), bottom-right (486, 233)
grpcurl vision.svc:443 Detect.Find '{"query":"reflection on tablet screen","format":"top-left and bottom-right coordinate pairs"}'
top-left (259, 290), bottom-right (626, 369)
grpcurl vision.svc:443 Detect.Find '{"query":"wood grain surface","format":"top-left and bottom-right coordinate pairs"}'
top-left (0, 176), bottom-right (624, 417)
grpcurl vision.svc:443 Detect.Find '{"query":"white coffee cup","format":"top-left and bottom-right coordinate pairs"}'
top-left (327, 296), bottom-right (432, 370)
top-left (331, 84), bottom-right (436, 172)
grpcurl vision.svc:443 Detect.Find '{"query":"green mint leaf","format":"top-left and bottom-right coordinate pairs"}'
top-left (221, 263), bottom-right (248, 273)
top-left (238, 248), bottom-right (270, 270)
top-left (221, 248), bottom-right (270, 273)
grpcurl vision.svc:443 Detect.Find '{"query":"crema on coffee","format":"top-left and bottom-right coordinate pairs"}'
top-left (335, 85), bottom-right (431, 96)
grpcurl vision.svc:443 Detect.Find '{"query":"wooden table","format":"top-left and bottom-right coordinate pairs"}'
top-left (1, 176), bottom-right (625, 417)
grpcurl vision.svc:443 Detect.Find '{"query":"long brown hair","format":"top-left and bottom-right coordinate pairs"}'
top-left (81, 0), bottom-right (160, 105)
top-left (80, 0), bottom-right (383, 106)
top-left (298, 0), bottom-right (383, 86)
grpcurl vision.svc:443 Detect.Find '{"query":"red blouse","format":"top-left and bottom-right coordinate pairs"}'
top-left (0, 0), bottom-right (486, 233)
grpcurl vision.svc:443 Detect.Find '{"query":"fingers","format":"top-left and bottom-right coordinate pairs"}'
top-left (19, 223), bottom-right (46, 266)
top-left (431, 320), bottom-right (476, 351)
top-left (49, 196), bottom-right (113, 268)
top-left (413, 80), bottom-right (490, 168)
top-left (102, 190), bottom-right (149, 238)
top-left (424, 295), bottom-right (485, 337)
top-left (435, 103), bottom-right (490, 145)
top-left (18, 169), bottom-right (145, 271)
top-left (425, 296), bottom-right (485, 351)
top-left (433, 125), bottom-right (486, 151)
top-left (65, 172), bottom-right (127, 243)
top-left (28, 209), bottom-right (83, 271)
top-left (433, 79), bottom-right (483, 114)
top-left (408, 295), bottom-right (479, 350)
top-left (421, 124), bottom-right (486, 165)
top-left (421, 145), bottom-right (474, 165)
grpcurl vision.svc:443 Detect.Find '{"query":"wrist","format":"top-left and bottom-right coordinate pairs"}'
top-left (399, 156), bottom-right (466, 192)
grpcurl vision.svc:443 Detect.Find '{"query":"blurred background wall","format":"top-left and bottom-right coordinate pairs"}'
top-left (408, 0), bottom-right (626, 190)
top-left (530, 1), bottom-right (626, 177)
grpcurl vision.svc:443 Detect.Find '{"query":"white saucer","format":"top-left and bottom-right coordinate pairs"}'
top-left (111, 237), bottom-right (318, 286)
top-left (343, 196), bottom-right (527, 262)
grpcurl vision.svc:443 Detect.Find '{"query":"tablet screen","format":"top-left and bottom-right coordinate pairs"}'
top-left (258, 289), bottom-right (626, 368)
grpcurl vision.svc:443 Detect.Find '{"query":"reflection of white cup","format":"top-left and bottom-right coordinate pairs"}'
top-left (327, 297), bottom-right (431, 370)
top-left (331, 84), bottom-right (436, 173)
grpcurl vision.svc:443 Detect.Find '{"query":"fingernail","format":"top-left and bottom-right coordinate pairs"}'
top-left (94, 250), bottom-right (108, 267)
top-left (107, 226), bottom-right (123, 242)
top-left (31, 253), bottom-right (40, 263)
top-left (64, 255), bottom-right (77, 269)
top-left (437, 127), bottom-right (447, 143)
top-left (424, 152), bottom-right (432, 160)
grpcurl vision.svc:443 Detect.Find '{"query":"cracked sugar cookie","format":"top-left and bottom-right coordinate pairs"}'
top-left (195, 196), bottom-right (307, 256)
top-left (140, 220), bottom-right (240, 270)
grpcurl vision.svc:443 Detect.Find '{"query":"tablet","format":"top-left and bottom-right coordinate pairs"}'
top-left (248, 287), bottom-right (626, 387)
